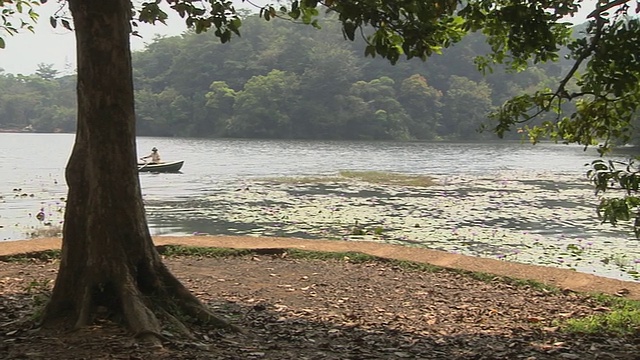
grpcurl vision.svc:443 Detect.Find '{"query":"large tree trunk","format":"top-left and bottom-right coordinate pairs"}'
top-left (41, 0), bottom-right (235, 340)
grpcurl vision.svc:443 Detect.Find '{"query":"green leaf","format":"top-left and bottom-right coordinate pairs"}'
top-left (343, 22), bottom-right (356, 41)
top-left (364, 45), bottom-right (376, 58)
top-left (288, 8), bottom-right (301, 20)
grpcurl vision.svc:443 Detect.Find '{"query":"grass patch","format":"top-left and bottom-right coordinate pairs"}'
top-left (0, 249), bottom-right (61, 263)
top-left (458, 269), bottom-right (560, 293)
top-left (285, 248), bottom-right (382, 263)
top-left (338, 170), bottom-right (437, 187)
top-left (562, 294), bottom-right (640, 336)
top-left (157, 245), bottom-right (253, 258)
top-left (261, 170), bottom-right (437, 187)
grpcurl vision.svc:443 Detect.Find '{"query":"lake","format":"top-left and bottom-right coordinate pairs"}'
top-left (1, 133), bottom-right (639, 281)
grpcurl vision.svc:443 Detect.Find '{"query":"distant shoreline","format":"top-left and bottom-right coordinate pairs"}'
top-left (0, 128), bottom-right (69, 134)
top-left (0, 129), bottom-right (31, 133)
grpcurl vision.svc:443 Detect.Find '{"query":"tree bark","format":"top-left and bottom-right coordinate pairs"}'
top-left (40, 0), bottom-right (236, 340)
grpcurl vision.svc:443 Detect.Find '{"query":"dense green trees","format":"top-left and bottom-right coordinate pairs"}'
top-left (442, 76), bottom-right (493, 139)
top-left (0, 70), bottom-right (75, 132)
top-left (399, 74), bottom-right (442, 139)
top-left (229, 69), bottom-right (301, 138)
top-left (0, 14), bottom-right (568, 140)
top-left (125, 19), bottom-right (563, 141)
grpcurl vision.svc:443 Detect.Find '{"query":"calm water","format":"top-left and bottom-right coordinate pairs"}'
top-left (1, 133), bottom-right (638, 280)
top-left (0, 132), bottom-right (605, 210)
top-left (1, 132), bottom-right (607, 197)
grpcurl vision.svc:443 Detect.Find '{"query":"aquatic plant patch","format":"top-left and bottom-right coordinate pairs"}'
top-left (5, 169), bottom-right (640, 282)
top-left (144, 171), bottom-right (640, 281)
top-left (0, 175), bottom-right (66, 241)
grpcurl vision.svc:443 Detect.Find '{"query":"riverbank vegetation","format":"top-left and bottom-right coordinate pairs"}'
top-left (0, 14), bottom-right (568, 140)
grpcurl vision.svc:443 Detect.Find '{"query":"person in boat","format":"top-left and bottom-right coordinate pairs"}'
top-left (140, 147), bottom-right (162, 164)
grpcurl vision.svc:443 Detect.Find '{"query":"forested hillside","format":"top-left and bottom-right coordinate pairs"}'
top-left (0, 14), bottom-right (570, 140)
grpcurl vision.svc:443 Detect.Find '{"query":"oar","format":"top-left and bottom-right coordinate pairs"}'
top-left (138, 159), bottom-right (149, 171)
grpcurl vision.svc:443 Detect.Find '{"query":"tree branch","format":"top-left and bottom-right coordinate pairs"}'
top-left (548, 8), bottom-right (607, 106)
top-left (587, 0), bottom-right (632, 18)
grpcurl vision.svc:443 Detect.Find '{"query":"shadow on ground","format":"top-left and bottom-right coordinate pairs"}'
top-left (0, 254), bottom-right (636, 359)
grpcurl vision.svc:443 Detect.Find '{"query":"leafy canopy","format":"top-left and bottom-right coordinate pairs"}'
top-left (0, 0), bottom-right (42, 49)
top-left (131, 0), bottom-right (579, 66)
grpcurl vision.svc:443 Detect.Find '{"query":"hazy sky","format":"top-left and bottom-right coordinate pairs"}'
top-left (0, 1), bottom-right (260, 75)
top-left (0, 1), bottom-right (595, 76)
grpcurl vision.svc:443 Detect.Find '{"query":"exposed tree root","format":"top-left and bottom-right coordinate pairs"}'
top-left (120, 284), bottom-right (163, 346)
top-left (42, 262), bottom-right (242, 347)
top-left (74, 287), bottom-right (94, 329)
top-left (133, 329), bottom-right (172, 344)
top-left (155, 263), bottom-right (245, 333)
top-left (180, 300), bottom-right (244, 333)
top-left (155, 305), bottom-right (194, 340)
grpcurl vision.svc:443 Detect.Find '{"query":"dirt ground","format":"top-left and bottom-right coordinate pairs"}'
top-left (0, 237), bottom-right (639, 359)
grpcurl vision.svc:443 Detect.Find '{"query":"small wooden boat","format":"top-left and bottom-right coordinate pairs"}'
top-left (138, 160), bottom-right (184, 173)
